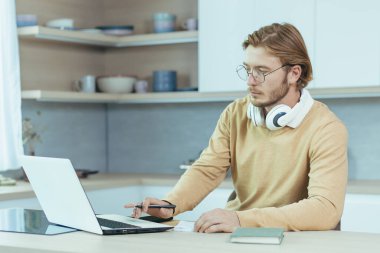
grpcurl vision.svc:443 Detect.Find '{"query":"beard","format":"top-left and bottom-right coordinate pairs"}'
top-left (250, 75), bottom-right (289, 108)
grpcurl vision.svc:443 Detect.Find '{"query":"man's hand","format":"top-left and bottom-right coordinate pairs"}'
top-left (194, 208), bottom-right (240, 233)
top-left (124, 197), bottom-right (174, 219)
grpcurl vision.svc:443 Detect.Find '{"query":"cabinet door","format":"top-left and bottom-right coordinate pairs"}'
top-left (199, 0), bottom-right (255, 92)
top-left (342, 194), bottom-right (380, 233)
top-left (175, 188), bottom-right (233, 221)
top-left (253, 0), bottom-right (315, 88)
top-left (199, 0), bottom-right (315, 92)
top-left (315, 0), bottom-right (380, 88)
top-left (86, 186), bottom-right (141, 215)
top-left (0, 198), bottom-right (40, 209)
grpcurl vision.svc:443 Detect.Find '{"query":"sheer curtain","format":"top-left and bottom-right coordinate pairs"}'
top-left (0, 0), bottom-right (23, 171)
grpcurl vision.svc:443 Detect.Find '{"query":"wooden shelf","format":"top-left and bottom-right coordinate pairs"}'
top-left (18, 26), bottom-right (198, 47)
top-left (21, 86), bottom-right (380, 104)
top-left (308, 86), bottom-right (380, 99)
top-left (21, 90), bottom-right (244, 104)
top-left (21, 90), bottom-right (120, 103)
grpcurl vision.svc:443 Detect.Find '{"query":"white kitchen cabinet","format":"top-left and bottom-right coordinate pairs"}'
top-left (199, 0), bottom-right (315, 92)
top-left (2, 188), bottom-right (379, 233)
top-left (89, 186), bottom-right (380, 231)
top-left (199, 0), bottom-right (254, 92)
top-left (342, 194), bottom-right (380, 233)
top-left (86, 186), bottom-right (141, 215)
top-left (314, 0), bottom-right (380, 88)
top-left (175, 187), bottom-right (232, 221)
top-left (86, 185), bottom-right (232, 221)
top-left (252, 0), bottom-right (315, 88)
top-left (0, 198), bottom-right (40, 210)
top-left (200, 0), bottom-right (380, 91)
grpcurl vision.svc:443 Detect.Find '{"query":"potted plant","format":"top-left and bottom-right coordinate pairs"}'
top-left (22, 117), bottom-right (42, 156)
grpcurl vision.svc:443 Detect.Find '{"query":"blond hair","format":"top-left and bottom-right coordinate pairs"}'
top-left (243, 23), bottom-right (312, 88)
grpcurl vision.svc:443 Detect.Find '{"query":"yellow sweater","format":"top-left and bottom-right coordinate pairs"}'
top-left (165, 95), bottom-right (348, 231)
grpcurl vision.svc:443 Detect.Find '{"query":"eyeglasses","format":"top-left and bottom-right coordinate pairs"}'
top-left (236, 64), bottom-right (289, 84)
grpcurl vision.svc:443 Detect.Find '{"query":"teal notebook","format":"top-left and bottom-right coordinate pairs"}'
top-left (230, 227), bottom-right (285, 244)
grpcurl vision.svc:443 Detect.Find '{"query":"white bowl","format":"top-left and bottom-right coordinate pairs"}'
top-left (46, 18), bottom-right (74, 29)
top-left (97, 76), bottom-right (136, 93)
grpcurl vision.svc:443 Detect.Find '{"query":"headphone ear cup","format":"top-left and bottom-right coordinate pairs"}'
top-left (266, 104), bottom-right (291, 131)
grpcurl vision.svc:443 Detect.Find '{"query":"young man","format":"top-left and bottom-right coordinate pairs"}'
top-left (125, 23), bottom-right (348, 233)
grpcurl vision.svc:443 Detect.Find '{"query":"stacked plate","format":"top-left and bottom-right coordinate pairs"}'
top-left (96, 25), bottom-right (134, 36)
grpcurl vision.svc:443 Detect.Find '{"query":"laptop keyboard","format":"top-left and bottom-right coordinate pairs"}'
top-left (97, 217), bottom-right (140, 229)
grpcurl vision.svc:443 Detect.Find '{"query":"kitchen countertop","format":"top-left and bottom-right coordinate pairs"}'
top-left (0, 229), bottom-right (380, 253)
top-left (0, 173), bottom-right (380, 201)
top-left (1, 173), bottom-right (380, 253)
top-left (0, 173), bottom-right (183, 201)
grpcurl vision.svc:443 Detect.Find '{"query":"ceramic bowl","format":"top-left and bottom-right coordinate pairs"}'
top-left (97, 75), bottom-right (136, 93)
top-left (46, 18), bottom-right (74, 29)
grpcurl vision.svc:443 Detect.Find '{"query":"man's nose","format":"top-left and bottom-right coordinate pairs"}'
top-left (247, 74), bottom-right (259, 86)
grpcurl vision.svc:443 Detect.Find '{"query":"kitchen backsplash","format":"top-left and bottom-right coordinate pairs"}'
top-left (107, 102), bottom-right (225, 174)
top-left (22, 101), bottom-right (108, 172)
top-left (21, 97), bottom-right (380, 179)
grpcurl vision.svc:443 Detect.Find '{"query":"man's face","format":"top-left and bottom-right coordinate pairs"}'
top-left (244, 45), bottom-right (289, 108)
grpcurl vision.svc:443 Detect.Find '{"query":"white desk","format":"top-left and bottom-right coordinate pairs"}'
top-left (0, 230), bottom-right (379, 253)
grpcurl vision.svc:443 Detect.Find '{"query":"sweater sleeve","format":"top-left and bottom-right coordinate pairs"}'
top-left (236, 120), bottom-right (348, 231)
top-left (165, 105), bottom-right (232, 215)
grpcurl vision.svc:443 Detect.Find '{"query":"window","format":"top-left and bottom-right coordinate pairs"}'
top-left (0, 0), bottom-right (23, 172)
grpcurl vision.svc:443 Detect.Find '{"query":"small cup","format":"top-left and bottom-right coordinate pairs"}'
top-left (182, 18), bottom-right (198, 31)
top-left (153, 12), bottom-right (176, 33)
top-left (72, 75), bottom-right (96, 93)
top-left (134, 80), bottom-right (148, 93)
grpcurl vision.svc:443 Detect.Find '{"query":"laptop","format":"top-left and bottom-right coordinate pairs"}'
top-left (20, 155), bottom-right (173, 235)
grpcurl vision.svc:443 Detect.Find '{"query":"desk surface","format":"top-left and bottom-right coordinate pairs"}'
top-left (0, 229), bottom-right (380, 253)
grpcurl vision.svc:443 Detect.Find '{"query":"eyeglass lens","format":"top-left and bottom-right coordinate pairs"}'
top-left (236, 65), bottom-right (264, 82)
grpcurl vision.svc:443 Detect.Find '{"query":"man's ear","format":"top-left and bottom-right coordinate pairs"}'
top-left (288, 65), bottom-right (302, 85)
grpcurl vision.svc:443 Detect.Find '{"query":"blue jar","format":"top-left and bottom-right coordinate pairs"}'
top-left (153, 70), bottom-right (177, 92)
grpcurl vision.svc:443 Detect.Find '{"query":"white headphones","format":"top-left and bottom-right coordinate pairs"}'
top-left (247, 89), bottom-right (314, 131)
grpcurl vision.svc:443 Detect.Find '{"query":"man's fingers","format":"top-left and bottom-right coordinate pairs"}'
top-left (142, 198), bottom-right (155, 213)
top-left (194, 213), bottom-right (207, 231)
top-left (198, 220), bottom-right (216, 233)
top-left (124, 198), bottom-right (175, 219)
top-left (204, 224), bottom-right (220, 233)
top-left (134, 205), bottom-right (142, 218)
top-left (144, 208), bottom-right (172, 219)
top-left (204, 224), bottom-right (233, 233)
top-left (194, 209), bottom-right (240, 233)
top-left (125, 202), bottom-right (140, 218)
top-left (195, 214), bottom-right (219, 233)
